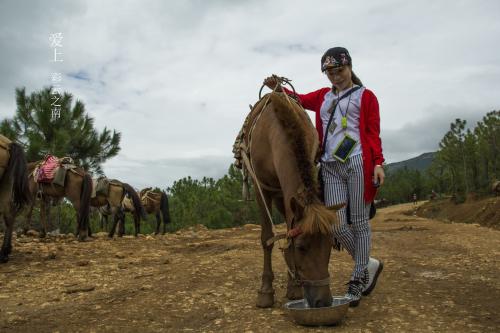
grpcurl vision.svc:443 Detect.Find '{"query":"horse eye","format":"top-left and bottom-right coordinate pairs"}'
top-left (295, 242), bottom-right (308, 253)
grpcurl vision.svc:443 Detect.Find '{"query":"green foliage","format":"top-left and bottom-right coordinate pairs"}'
top-left (382, 111), bottom-right (499, 204)
top-left (166, 164), bottom-right (263, 231)
top-left (0, 87), bottom-right (121, 174)
top-left (378, 168), bottom-right (430, 204)
top-left (432, 111), bottom-right (499, 197)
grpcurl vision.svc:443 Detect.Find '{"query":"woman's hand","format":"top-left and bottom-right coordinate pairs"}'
top-left (373, 165), bottom-right (385, 187)
top-left (263, 75), bottom-right (283, 92)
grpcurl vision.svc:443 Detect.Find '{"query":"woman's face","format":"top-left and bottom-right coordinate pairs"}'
top-left (325, 65), bottom-right (353, 91)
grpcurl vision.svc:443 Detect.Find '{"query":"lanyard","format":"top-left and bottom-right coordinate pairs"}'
top-left (322, 85), bottom-right (362, 150)
top-left (336, 85), bottom-right (355, 129)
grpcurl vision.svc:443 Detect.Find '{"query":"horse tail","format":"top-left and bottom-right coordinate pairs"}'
top-left (300, 202), bottom-right (340, 236)
top-left (78, 173), bottom-right (92, 232)
top-left (7, 142), bottom-right (31, 211)
top-left (122, 183), bottom-right (146, 220)
top-left (160, 191), bottom-right (171, 225)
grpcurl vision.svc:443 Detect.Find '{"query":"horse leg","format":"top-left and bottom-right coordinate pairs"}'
top-left (108, 214), bottom-right (118, 238)
top-left (100, 213), bottom-right (105, 231)
top-left (274, 198), bottom-right (303, 300)
top-left (133, 214), bottom-right (140, 237)
top-left (0, 212), bottom-right (15, 263)
top-left (256, 190), bottom-right (275, 308)
top-left (24, 201), bottom-right (35, 234)
top-left (39, 197), bottom-right (48, 238)
top-left (155, 212), bottom-right (161, 235)
top-left (117, 210), bottom-right (125, 237)
top-left (103, 214), bottom-right (109, 233)
top-left (45, 197), bottom-right (52, 233)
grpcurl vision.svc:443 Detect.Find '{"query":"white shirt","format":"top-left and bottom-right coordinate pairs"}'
top-left (320, 85), bottom-right (365, 162)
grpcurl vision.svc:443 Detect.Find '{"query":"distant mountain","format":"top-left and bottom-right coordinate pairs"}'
top-left (385, 152), bottom-right (436, 173)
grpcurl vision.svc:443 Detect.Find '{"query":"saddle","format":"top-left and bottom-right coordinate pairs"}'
top-left (141, 190), bottom-right (161, 207)
top-left (0, 134), bottom-right (12, 171)
top-left (34, 155), bottom-right (77, 187)
top-left (232, 92), bottom-right (303, 200)
top-left (92, 177), bottom-right (122, 199)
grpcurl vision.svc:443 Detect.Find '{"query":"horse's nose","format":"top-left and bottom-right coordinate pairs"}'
top-left (304, 285), bottom-right (332, 308)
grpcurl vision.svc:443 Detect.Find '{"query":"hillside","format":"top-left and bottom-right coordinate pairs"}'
top-left (416, 196), bottom-right (500, 230)
top-left (385, 152), bottom-right (435, 173)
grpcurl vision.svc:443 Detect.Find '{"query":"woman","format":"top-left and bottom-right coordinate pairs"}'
top-left (264, 47), bottom-right (384, 307)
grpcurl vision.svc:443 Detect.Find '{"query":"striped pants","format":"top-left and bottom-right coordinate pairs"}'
top-left (321, 153), bottom-right (371, 281)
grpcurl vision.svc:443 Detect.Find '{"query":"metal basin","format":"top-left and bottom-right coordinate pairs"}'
top-left (284, 296), bottom-right (350, 326)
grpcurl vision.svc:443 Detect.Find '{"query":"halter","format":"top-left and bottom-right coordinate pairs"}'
top-left (270, 223), bottom-right (331, 288)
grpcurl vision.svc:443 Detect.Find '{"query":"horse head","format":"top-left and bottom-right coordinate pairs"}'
top-left (283, 194), bottom-right (342, 307)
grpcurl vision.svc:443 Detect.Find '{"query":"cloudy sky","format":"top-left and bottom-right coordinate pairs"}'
top-left (1, 0), bottom-right (499, 189)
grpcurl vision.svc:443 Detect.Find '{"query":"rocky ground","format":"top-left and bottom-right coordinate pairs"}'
top-left (0, 203), bottom-right (499, 332)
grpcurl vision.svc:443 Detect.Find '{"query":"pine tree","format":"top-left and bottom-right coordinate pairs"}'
top-left (0, 87), bottom-right (121, 174)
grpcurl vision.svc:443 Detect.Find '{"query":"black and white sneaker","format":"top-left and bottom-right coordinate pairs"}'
top-left (345, 279), bottom-right (364, 307)
top-left (362, 257), bottom-right (384, 296)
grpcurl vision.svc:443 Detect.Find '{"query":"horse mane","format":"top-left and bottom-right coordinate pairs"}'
top-left (268, 93), bottom-right (318, 204)
top-left (267, 93), bottom-right (338, 235)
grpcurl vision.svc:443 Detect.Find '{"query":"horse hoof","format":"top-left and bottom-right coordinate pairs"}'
top-left (39, 232), bottom-right (46, 239)
top-left (78, 235), bottom-right (87, 242)
top-left (0, 254), bottom-right (9, 263)
top-left (286, 285), bottom-right (303, 300)
top-left (256, 290), bottom-right (275, 308)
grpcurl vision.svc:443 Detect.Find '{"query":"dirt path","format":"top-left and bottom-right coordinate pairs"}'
top-left (1, 203), bottom-right (499, 332)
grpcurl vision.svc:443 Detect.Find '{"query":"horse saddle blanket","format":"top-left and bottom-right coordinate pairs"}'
top-left (35, 155), bottom-right (78, 187)
top-left (93, 177), bottom-right (110, 198)
top-left (92, 177), bottom-right (122, 198)
top-left (36, 155), bottom-right (59, 183)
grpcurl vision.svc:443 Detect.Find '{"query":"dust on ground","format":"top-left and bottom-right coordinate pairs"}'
top-left (1, 203), bottom-right (499, 332)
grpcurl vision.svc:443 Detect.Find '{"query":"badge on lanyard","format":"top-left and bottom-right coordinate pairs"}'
top-left (328, 121), bottom-right (337, 134)
top-left (341, 116), bottom-right (347, 129)
top-left (332, 134), bottom-right (357, 163)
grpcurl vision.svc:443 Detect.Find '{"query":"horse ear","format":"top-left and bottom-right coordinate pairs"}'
top-left (327, 203), bottom-right (346, 211)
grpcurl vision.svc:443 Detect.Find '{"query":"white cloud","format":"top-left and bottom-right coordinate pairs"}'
top-left (1, 0), bottom-right (499, 187)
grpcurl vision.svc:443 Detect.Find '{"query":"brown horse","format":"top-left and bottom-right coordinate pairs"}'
top-left (240, 92), bottom-right (340, 308)
top-left (93, 179), bottom-right (146, 237)
top-left (492, 180), bottom-right (500, 196)
top-left (119, 188), bottom-right (170, 235)
top-left (26, 160), bottom-right (92, 241)
top-left (0, 135), bottom-right (31, 263)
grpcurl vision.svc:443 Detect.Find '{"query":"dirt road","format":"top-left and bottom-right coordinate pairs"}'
top-left (0, 203), bottom-right (499, 332)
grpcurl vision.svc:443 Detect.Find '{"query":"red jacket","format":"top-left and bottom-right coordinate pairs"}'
top-left (284, 87), bottom-right (384, 202)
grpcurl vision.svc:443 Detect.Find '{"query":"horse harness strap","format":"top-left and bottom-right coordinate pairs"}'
top-left (143, 191), bottom-right (161, 203)
top-left (265, 226), bottom-right (302, 247)
top-left (240, 148), bottom-right (281, 193)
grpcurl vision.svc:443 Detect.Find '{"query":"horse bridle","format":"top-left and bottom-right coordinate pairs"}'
top-left (268, 222), bottom-right (331, 288)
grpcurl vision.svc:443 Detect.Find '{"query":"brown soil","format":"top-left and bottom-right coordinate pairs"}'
top-left (416, 196), bottom-right (500, 230)
top-left (1, 203), bottom-right (499, 332)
